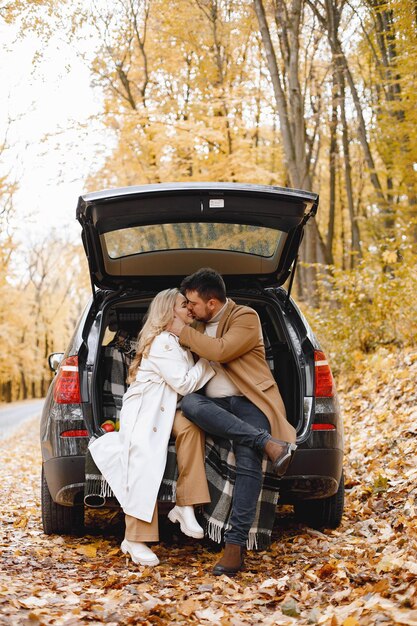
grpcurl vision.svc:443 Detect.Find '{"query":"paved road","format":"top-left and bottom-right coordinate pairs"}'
top-left (0, 398), bottom-right (44, 439)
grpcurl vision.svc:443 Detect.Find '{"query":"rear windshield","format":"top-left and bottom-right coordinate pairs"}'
top-left (103, 223), bottom-right (284, 259)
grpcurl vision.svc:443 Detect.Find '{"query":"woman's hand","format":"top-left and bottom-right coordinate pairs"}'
top-left (167, 315), bottom-right (185, 336)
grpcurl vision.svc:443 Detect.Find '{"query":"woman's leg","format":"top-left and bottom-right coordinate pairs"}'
top-left (125, 505), bottom-right (159, 543)
top-left (123, 509), bottom-right (160, 566)
top-left (172, 409), bottom-right (210, 506)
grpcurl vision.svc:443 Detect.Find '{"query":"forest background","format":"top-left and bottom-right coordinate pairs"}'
top-left (0, 0), bottom-right (416, 403)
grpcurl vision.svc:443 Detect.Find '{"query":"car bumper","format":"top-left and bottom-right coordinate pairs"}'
top-left (279, 447), bottom-right (343, 501)
top-left (43, 456), bottom-right (85, 506)
top-left (43, 446), bottom-right (343, 507)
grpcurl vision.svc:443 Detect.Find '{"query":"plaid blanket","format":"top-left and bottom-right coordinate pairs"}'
top-left (85, 343), bottom-right (281, 550)
top-left (101, 342), bottom-right (130, 422)
top-left (84, 342), bottom-right (132, 508)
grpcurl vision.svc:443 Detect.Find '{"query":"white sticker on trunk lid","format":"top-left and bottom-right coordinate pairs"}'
top-left (209, 199), bottom-right (224, 208)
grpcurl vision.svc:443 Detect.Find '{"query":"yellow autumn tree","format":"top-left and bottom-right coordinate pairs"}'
top-left (72, 0), bottom-right (286, 191)
top-left (356, 0), bottom-right (417, 241)
top-left (0, 231), bottom-right (90, 401)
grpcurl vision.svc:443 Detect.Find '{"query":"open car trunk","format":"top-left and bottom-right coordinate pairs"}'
top-left (90, 290), bottom-right (303, 435)
top-left (83, 288), bottom-right (307, 549)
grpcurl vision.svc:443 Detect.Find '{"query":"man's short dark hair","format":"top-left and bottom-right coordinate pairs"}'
top-left (180, 268), bottom-right (226, 303)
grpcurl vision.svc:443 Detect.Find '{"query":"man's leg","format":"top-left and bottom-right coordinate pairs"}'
top-left (207, 397), bottom-right (271, 575)
top-left (181, 393), bottom-right (270, 452)
top-left (182, 392), bottom-right (296, 502)
top-left (183, 393), bottom-right (274, 574)
top-left (223, 396), bottom-right (270, 547)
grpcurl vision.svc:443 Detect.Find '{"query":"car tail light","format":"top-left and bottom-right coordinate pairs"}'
top-left (314, 350), bottom-right (334, 397)
top-left (312, 423), bottom-right (336, 431)
top-left (60, 430), bottom-right (89, 437)
top-left (53, 355), bottom-right (81, 404)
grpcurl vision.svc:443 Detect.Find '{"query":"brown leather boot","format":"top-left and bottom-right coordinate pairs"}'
top-left (212, 543), bottom-right (245, 576)
top-left (264, 438), bottom-right (297, 477)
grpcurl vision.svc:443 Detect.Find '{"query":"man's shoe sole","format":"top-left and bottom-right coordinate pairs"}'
top-left (271, 442), bottom-right (297, 477)
top-left (212, 564), bottom-right (244, 576)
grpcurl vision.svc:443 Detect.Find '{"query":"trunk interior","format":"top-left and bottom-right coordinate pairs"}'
top-left (91, 293), bottom-right (302, 433)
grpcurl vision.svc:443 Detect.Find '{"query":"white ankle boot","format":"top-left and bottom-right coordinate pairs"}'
top-left (121, 539), bottom-right (159, 566)
top-left (167, 505), bottom-right (204, 539)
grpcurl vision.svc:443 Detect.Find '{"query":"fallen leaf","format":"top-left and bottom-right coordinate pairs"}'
top-left (318, 562), bottom-right (337, 579)
top-left (75, 545), bottom-right (97, 558)
top-left (281, 597), bottom-right (300, 617)
top-left (195, 607), bottom-right (225, 623)
top-left (177, 598), bottom-right (199, 616)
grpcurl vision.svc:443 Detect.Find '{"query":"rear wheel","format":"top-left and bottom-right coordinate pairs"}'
top-left (294, 472), bottom-right (344, 529)
top-left (41, 467), bottom-right (84, 535)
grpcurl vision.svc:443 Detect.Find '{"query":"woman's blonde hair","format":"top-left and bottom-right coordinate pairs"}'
top-left (127, 288), bottom-right (179, 383)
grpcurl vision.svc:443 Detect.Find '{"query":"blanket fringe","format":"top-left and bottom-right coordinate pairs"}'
top-left (204, 518), bottom-right (272, 551)
top-left (205, 519), bottom-right (225, 545)
top-left (247, 530), bottom-right (272, 551)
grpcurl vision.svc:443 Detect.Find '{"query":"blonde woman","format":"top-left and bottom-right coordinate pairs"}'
top-left (89, 289), bottom-right (215, 566)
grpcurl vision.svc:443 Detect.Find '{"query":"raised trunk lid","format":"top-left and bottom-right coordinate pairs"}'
top-left (77, 182), bottom-right (319, 292)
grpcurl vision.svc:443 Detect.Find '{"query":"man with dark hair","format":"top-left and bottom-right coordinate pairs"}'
top-left (170, 267), bottom-right (296, 576)
top-left (180, 266), bottom-right (227, 303)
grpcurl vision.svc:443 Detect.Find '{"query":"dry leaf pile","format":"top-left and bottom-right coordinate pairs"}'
top-left (0, 346), bottom-right (416, 625)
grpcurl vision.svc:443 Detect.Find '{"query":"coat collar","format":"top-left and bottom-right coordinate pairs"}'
top-left (216, 298), bottom-right (236, 337)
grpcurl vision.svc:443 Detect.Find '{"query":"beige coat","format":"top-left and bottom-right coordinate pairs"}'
top-left (179, 299), bottom-right (296, 443)
top-left (89, 332), bottom-right (214, 522)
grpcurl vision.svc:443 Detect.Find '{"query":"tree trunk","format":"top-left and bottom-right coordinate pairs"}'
top-left (366, 0), bottom-right (416, 237)
top-left (253, 0), bottom-right (300, 182)
top-left (326, 68), bottom-right (338, 265)
top-left (2, 381), bottom-right (12, 403)
top-left (308, 0), bottom-right (390, 229)
top-left (20, 371), bottom-right (28, 400)
top-left (337, 64), bottom-right (362, 266)
top-left (253, 0), bottom-right (329, 303)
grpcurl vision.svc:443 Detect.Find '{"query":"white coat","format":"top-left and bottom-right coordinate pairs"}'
top-left (89, 331), bottom-right (214, 522)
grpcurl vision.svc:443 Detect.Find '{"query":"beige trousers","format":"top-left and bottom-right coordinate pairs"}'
top-left (125, 409), bottom-right (210, 542)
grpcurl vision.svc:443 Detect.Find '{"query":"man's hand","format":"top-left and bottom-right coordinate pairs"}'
top-left (167, 315), bottom-right (185, 336)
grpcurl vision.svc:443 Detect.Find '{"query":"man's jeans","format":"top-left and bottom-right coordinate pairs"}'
top-left (180, 393), bottom-right (271, 547)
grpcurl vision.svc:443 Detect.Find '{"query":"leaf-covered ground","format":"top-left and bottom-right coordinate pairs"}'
top-left (1, 347), bottom-right (416, 625)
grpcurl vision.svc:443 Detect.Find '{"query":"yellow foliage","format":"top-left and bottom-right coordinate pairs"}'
top-left (303, 248), bottom-right (417, 376)
top-left (0, 234), bottom-right (90, 401)
top-left (81, 0), bottom-right (284, 191)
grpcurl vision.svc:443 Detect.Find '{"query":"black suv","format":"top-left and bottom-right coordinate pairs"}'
top-left (40, 183), bottom-right (343, 535)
